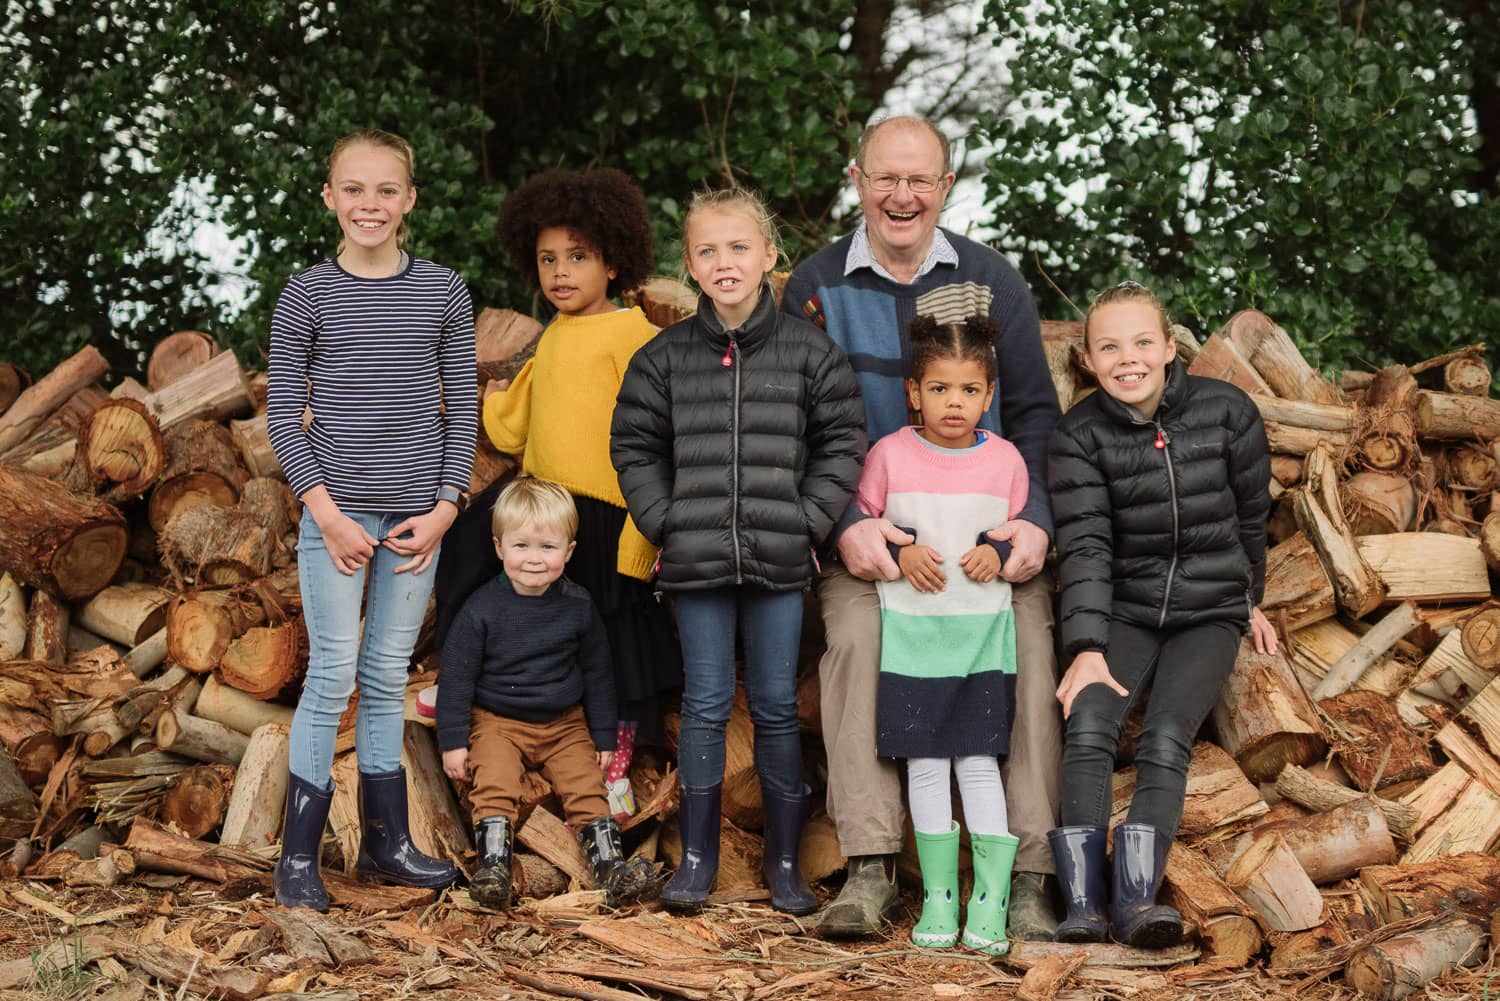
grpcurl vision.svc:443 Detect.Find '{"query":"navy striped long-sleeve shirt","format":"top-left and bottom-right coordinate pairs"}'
top-left (266, 256), bottom-right (479, 513)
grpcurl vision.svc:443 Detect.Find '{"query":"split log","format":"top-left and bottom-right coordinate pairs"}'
top-left (627, 277), bottom-right (699, 331)
top-left (399, 721), bottom-right (470, 865)
top-left (1222, 310), bottom-right (1341, 405)
top-left (115, 941), bottom-right (268, 1001)
top-left (108, 664), bottom-right (190, 735)
top-left (147, 419), bottom-right (247, 533)
top-left (0, 572), bottom-right (23, 660)
top-left (1400, 762), bottom-right (1500, 862)
top-left (1312, 601), bottom-right (1422, 701)
top-left (13, 732), bottom-right (65, 790)
top-left (159, 504), bottom-right (272, 587)
top-left (1356, 366), bottom-right (1420, 472)
top-left (1224, 832), bottom-right (1324, 931)
top-left (122, 627), bottom-right (169, 679)
top-left (238, 476), bottom-right (298, 539)
top-left (1414, 389), bottom-right (1500, 440)
top-left (1320, 690), bottom-right (1437, 792)
top-left (140, 349), bottom-right (255, 432)
top-left (1261, 532), bottom-right (1336, 633)
top-left (74, 582), bottom-right (171, 647)
top-left (78, 398), bottom-right (164, 496)
top-left (1269, 454), bottom-right (1304, 488)
top-left (146, 330), bottom-right (217, 391)
top-left (218, 618), bottom-right (307, 700)
top-left (123, 815), bottom-right (259, 882)
top-left (322, 870), bottom-right (437, 911)
top-left (1295, 445), bottom-right (1384, 617)
top-left (219, 723), bottom-right (289, 850)
top-left (0, 345), bottom-right (109, 454)
top-left (195, 676), bottom-right (294, 734)
top-left (1, 381), bottom-right (108, 470)
top-left (228, 413), bottom-right (283, 480)
top-left (1434, 674), bottom-right (1500, 794)
top-left (1269, 922), bottom-right (1353, 972)
top-left (1159, 843), bottom-right (1262, 966)
top-left (1441, 443), bottom-right (1498, 492)
top-left (63, 847), bottom-right (136, 888)
top-left (1343, 472), bottom-right (1417, 535)
top-left (1211, 636), bottom-right (1325, 783)
top-left (1287, 619), bottom-right (1404, 703)
top-left (1111, 741), bottom-right (1266, 836)
top-left (1345, 920), bottom-right (1484, 1001)
top-left (1442, 356), bottom-right (1490, 396)
top-left (0, 703), bottom-right (50, 752)
top-left (24, 587), bottom-right (68, 663)
top-left (0, 749), bottom-right (37, 822)
top-left (799, 811), bottom-right (845, 884)
top-left (1481, 512), bottom-right (1500, 570)
top-left (157, 763), bottom-right (235, 839)
top-left (1357, 533), bottom-right (1490, 603)
top-left (517, 852), bottom-right (569, 898)
top-left (154, 708), bottom-right (249, 764)
top-left (0, 463), bottom-right (127, 601)
top-left (262, 908), bottom-right (334, 967)
top-left (1460, 607), bottom-right (1500, 670)
top-left (1361, 852), bottom-right (1500, 924)
top-left (1398, 627), bottom-right (1495, 726)
top-left (1188, 331), bottom-right (1274, 396)
top-left (168, 587), bottom-right (271, 673)
top-left (1274, 764), bottom-right (1419, 842)
top-left (1042, 338), bottom-right (1077, 413)
top-left (1264, 422), bottom-right (1349, 456)
top-left (0, 361), bottom-right (29, 415)
top-left (518, 804), bottom-right (593, 887)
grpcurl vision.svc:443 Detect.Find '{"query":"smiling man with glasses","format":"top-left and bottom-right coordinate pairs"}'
top-left (783, 115), bottom-right (1064, 942)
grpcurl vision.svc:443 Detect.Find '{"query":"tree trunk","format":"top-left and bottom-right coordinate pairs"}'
top-left (0, 362), bottom-right (30, 416)
top-left (1461, 607), bottom-right (1500, 669)
top-left (1274, 764), bottom-right (1418, 841)
top-left (1252, 394), bottom-right (1355, 433)
top-left (1187, 331), bottom-right (1275, 396)
top-left (159, 504), bottom-right (273, 588)
top-left (0, 749), bottom-right (37, 823)
top-left (1342, 472), bottom-right (1417, 535)
top-left (73, 582), bottom-right (172, 647)
top-left (78, 398), bottom-right (165, 497)
top-left (1361, 852), bottom-right (1500, 924)
top-left (146, 330), bottom-right (217, 392)
top-left (123, 627), bottom-right (169, 679)
top-left (1263, 422), bottom-right (1350, 456)
top-left (1224, 832), bottom-right (1324, 931)
top-left (1355, 365), bottom-right (1420, 473)
top-left (157, 763), bottom-right (235, 839)
top-left (1442, 356), bottom-right (1490, 396)
top-left (218, 619), bottom-right (307, 700)
top-left (195, 676), bottom-right (295, 734)
top-left (1222, 311), bottom-right (1342, 405)
top-left (0, 345), bottom-right (110, 454)
top-left (474, 307), bottom-right (545, 385)
top-left (1345, 920), bottom-right (1484, 1001)
top-left (1415, 389), bottom-right (1500, 439)
top-left (1245, 798), bottom-right (1397, 884)
top-left (1211, 636), bottom-right (1326, 783)
top-left (0, 463), bottom-right (127, 601)
top-left (1319, 690), bottom-right (1437, 792)
top-left (168, 587), bottom-right (271, 674)
top-left (1480, 512), bottom-right (1500, 570)
top-left (219, 722), bottom-right (289, 850)
top-left (140, 349), bottom-right (255, 432)
top-left (400, 721), bottom-right (471, 866)
top-left (155, 708), bottom-right (249, 765)
top-left (147, 419), bottom-right (247, 533)
top-left (1441, 443), bottom-right (1498, 492)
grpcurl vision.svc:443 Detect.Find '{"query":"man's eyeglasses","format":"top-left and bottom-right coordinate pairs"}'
top-left (858, 170), bottom-right (948, 194)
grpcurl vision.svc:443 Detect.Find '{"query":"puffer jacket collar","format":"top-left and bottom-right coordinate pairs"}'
top-left (1093, 357), bottom-right (1190, 427)
top-left (692, 281), bottom-right (779, 355)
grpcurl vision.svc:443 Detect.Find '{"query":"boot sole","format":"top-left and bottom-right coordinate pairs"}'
top-left (1120, 917), bottom-right (1184, 950)
top-left (358, 865), bottom-right (457, 889)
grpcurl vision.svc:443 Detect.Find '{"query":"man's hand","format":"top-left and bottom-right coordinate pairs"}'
top-left (442, 747), bottom-right (470, 783)
top-left (836, 517), bottom-right (913, 582)
top-left (1055, 651), bottom-right (1131, 719)
top-left (959, 544), bottom-right (1001, 583)
top-left (899, 545), bottom-right (946, 592)
top-left (986, 519), bottom-right (1048, 583)
top-left (597, 750), bottom-right (614, 771)
top-left (1249, 606), bottom-right (1278, 654)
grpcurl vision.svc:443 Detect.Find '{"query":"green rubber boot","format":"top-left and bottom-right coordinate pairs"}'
top-left (912, 823), bottom-right (961, 949)
top-left (962, 831), bottom-right (1020, 956)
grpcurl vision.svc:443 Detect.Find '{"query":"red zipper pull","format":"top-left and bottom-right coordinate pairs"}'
top-left (1154, 429), bottom-right (1165, 450)
top-left (721, 339), bottom-right (736, 367)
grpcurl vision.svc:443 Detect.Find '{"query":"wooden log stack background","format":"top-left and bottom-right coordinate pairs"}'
top-left (3, 289), bottom-right (1500, 999)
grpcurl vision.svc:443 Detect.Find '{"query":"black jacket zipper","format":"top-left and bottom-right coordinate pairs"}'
top-left (1154, 420), bottom-right (1180, 627)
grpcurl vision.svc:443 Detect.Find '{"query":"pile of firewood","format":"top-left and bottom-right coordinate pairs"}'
top-left (4, 291), bottom-right (1500, 999)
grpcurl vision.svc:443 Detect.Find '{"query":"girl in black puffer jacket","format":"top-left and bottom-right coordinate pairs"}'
top-left (1046, 283), bottom-right (1274, 950)
top-left (611, 189), bottom-right (866, 917)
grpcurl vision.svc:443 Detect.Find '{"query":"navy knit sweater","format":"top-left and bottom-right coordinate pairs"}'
top-left (782, 228), bottom-right (1060, 541)
top-left (435, 573), bottom-right (617, 753)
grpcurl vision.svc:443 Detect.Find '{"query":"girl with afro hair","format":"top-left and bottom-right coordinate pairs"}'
top-left (434, 169), bottom-right (681, 818)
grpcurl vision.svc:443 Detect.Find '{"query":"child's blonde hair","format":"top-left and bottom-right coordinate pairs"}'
top-left (681, 187), bottom-right (783, 266)
top-left (327, 129), bottom-right (416, 250)
top-left (491, 477), bottom-right (578, 542)
top-left (1082, 281), bottom-right (1172, 350)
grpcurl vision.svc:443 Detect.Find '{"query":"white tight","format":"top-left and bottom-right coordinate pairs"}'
top-left (907, 756), bottom-right (1010, 837)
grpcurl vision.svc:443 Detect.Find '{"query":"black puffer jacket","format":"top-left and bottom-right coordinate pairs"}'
top-left (1048, 359), bottom-right (1271, 660)
top-left (611, 286), bottom-right (866, 592)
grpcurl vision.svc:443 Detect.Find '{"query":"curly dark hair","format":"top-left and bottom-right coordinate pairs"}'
top-left (908, 313), bottom-right (999, 384)
top-left (496, 168), bottom-right (652, 299)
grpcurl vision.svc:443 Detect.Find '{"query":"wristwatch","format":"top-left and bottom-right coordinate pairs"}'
top-left (435, 486), bottom-right (468, 510)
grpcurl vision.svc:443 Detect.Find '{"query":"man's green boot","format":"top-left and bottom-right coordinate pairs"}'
top-left (961, 831), bottom-right (1020, 956)
top-left (912, 823), bottom-right (961, 949)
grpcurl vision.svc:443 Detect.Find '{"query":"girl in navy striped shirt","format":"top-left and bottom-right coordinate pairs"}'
top-left (266, 129), bottom-right (477, 911)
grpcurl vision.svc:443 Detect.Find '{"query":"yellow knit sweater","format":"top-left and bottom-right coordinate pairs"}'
top-left (483, 307), bottom-right (659, 581)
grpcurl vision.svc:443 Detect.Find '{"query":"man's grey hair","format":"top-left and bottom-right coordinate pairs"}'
top-left (854, 116), bottom-right (953, 176)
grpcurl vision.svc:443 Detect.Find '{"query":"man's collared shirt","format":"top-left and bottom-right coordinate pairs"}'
top-left (843, 221), bottom-right (959, 284)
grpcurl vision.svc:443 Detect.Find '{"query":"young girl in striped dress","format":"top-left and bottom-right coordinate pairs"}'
top-left (266, 128), bottom-right (476, 910)
top-left (856, 314), bottom-right (1027, 955)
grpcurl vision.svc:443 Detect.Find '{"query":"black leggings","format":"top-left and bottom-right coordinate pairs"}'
top-left (1059, 618), bottom-right (1241, 840)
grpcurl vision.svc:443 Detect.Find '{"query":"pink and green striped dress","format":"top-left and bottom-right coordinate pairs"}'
top-left (857, 427), bottom-right (1029, 759)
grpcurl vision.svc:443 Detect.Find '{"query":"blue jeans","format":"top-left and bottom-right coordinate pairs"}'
top-left (289, 510), bottom-right (438, 786)
top-left (673, 587), bottom-right (804, 797)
